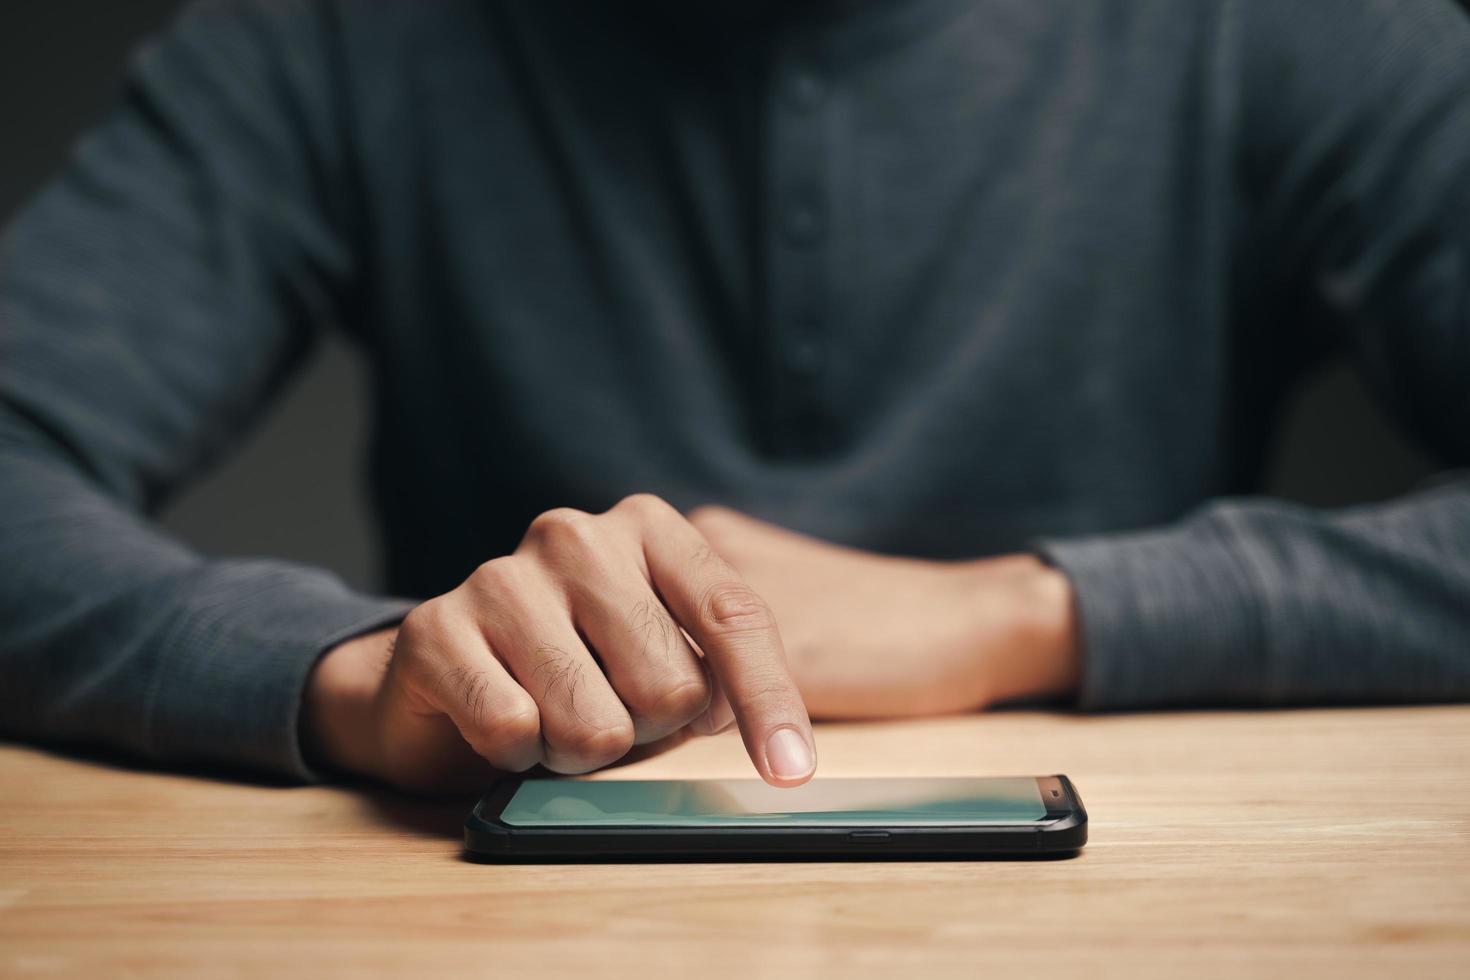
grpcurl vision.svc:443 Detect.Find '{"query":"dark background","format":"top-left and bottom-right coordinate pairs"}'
top-left (0, 1), bottom-right (1444, 591)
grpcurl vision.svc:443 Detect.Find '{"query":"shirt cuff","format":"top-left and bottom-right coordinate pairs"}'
top-left (145, 558), bottom-right (414, 782)
top-left (1033, 513), bottom-right (1269, 711)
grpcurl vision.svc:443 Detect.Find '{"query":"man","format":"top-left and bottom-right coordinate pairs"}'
top-left (2, 0), bottom-right (1467, 794)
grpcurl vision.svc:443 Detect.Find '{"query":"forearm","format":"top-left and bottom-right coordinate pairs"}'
top-left (1068, 0), bottom-right (1468, 710)
top-left (0, 0), bottom-right (416, 778)
top-left (1037, 475), bottom-right (1470, 709)
top-left (0, 424), bottom-right (411, 778)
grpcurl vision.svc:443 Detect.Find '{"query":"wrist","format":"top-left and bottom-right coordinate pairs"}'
top-left (301, 627), bottom-right (395, 778)
top-left (964, 554), bottom-right (1080, 706)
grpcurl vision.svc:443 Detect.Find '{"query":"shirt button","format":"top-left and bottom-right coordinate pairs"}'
top-left (782, 193), bottom-right (825, 246)
top-left (785, 66), bottom-right (826, 112)
top-left (787, 338), bottom-right (824, 376)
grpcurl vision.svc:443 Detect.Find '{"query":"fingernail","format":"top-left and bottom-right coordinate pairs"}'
top-left (765, 727), bottom-right (815, 783)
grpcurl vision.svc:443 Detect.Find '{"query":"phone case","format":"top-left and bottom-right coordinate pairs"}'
top-left (463, 775), bottom-right (1087, 863)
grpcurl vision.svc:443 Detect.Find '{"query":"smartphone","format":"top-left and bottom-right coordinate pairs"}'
top-left (464, 775), bottom-right (1086, 862)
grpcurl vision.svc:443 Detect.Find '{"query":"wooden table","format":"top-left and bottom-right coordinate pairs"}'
top-left (2, 707), bottom-right (1468, 978)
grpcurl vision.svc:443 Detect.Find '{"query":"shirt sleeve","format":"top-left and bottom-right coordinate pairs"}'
top-left (1035, 0), bottom-right (1470, 710)
top-left (0, 0), bottom-right (412, 780)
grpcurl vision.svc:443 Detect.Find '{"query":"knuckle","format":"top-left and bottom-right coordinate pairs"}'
top-left (526, 507), bottom-right (598, 551)
top-left (736, 672), bottom-right (804, 716)
top-left (614, 493), bottom-right (672, 522)
top-left (561, 720), bottom-right (636, 767)
top-left (687, 504), bottom-right (737, 534)
top-left (701, 582), bottom-right (777, 634)
top-left (395, 600), bottom-right (447, 653)
top-left (467, 555), bottom-right (522, 594)
top-left (476, 700), bottom-right (541, 751)
top-left (644, 675), bottom-right (711, 724)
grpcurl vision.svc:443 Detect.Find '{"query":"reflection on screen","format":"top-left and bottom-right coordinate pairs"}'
top-left (501, 777), bottom-right (1047, 827)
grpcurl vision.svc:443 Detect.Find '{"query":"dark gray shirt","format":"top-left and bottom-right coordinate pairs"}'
top-left (2, 0), bottom-right (1468, 780)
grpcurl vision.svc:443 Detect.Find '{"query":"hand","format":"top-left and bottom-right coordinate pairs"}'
top-left (688, 506), bottom-right (1079, 719)
top-left (302, 495), bottom-right (815, 794)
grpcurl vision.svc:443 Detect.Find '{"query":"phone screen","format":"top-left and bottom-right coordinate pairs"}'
top-left (499, 777), bottom-right (1049, 827)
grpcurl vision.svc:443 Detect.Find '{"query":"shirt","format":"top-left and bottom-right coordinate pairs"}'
top-left (2, 0), bottom-right (1468, 780)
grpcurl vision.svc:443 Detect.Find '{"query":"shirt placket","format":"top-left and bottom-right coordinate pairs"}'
top-left (763, 32), bottom-right (833, 458)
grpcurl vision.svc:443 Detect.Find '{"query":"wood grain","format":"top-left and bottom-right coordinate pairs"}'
top-left (2, 707), bottom-right (1468, 978)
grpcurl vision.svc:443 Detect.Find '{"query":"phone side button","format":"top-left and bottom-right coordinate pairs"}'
top-left (847, 831), bottom-right (891, 842)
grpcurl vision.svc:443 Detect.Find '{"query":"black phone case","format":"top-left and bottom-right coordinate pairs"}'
top-left (463, 775), bottom-right (1087, 863)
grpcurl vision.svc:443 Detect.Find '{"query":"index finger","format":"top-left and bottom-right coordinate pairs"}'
top-left (631, 500), bottom-right (816, 787)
